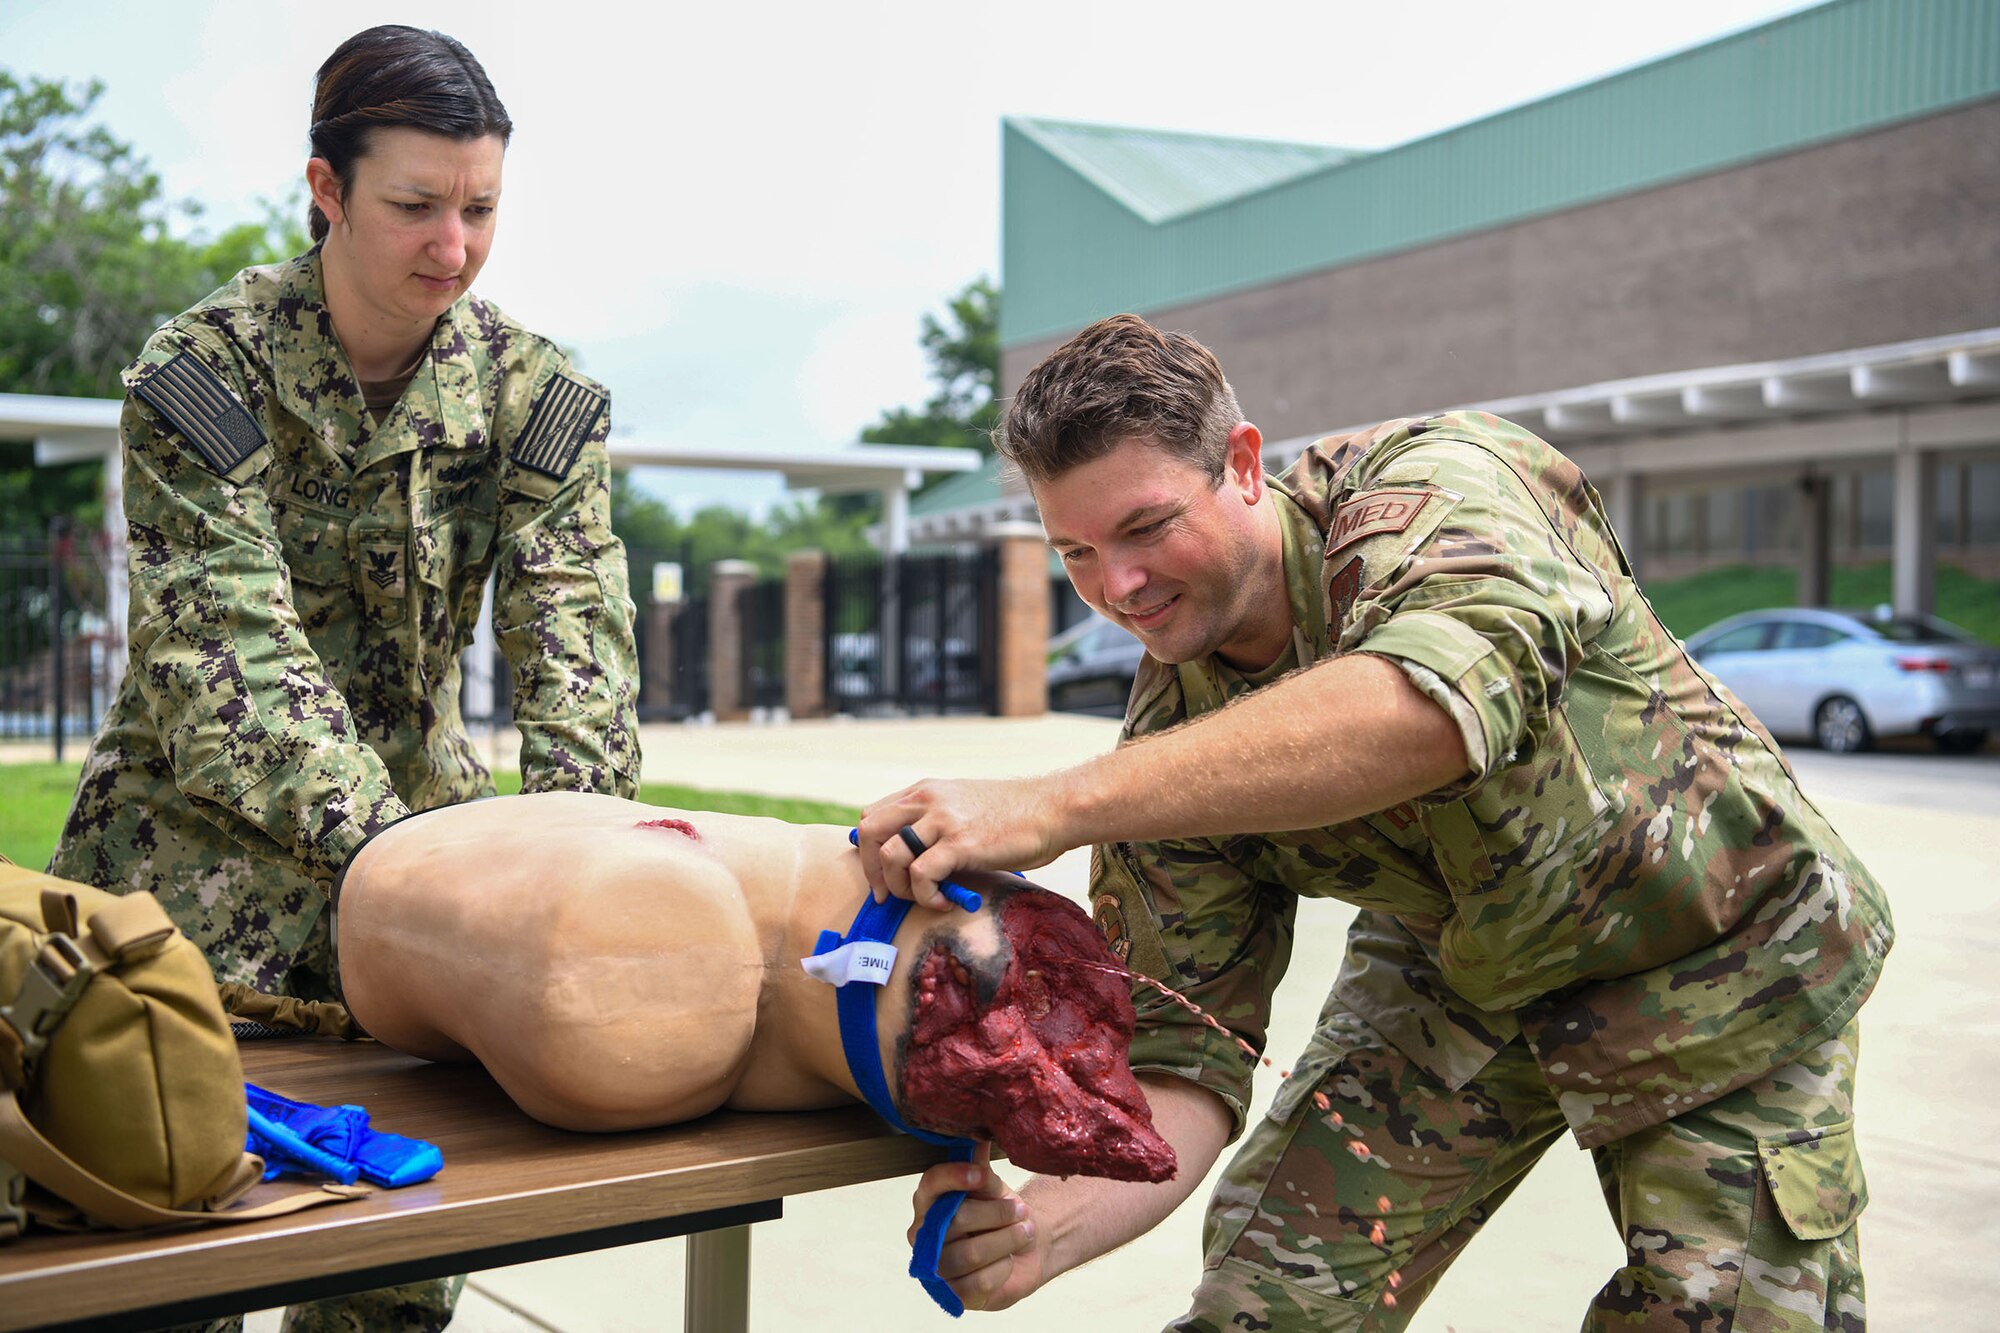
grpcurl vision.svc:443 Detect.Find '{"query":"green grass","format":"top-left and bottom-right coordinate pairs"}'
top-left (1643, 562), bottom-right (2000, 644)
top-left (1, 765), bottom-right (858, 872)
top-left (497, 771), bottom-right (860, 827)
top-left (0, 763), bottom-right (91, 871)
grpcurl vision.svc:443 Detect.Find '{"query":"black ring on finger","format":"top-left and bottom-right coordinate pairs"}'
top-left (898, 824), bottom-right (926, 858)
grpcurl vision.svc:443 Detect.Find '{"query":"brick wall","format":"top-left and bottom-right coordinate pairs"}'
top-left (707, 560), bottom-right (757, 721)
top-left (991, 523), bottom-right (1049, 717)
top-left (785, 550), bottom-right (827, 719)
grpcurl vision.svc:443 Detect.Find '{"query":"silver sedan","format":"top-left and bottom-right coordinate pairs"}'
top-left (1685, 608), bottom-right (2000, 754)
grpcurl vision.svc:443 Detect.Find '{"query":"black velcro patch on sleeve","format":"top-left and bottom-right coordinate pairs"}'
top-left (131, 351), bottom-right (266, 475)
top-left (509, 373), bottom-right (607, 481)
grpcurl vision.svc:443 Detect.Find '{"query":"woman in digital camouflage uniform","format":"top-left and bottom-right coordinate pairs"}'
top-left (48, 26), bottom-right (641, 1332)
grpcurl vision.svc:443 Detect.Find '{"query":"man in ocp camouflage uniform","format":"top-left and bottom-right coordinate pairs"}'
top-left (50, 247), bottom-right (640, 1000)
top-left (860, 315), bottom-right (1889, 1330)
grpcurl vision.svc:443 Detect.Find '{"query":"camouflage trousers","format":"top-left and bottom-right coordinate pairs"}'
top-left (1171, 1004), bottom-right (1866, 1332)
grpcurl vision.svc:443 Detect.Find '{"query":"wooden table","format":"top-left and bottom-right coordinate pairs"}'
top-left (0, 1038), bottom-right (944, 1332)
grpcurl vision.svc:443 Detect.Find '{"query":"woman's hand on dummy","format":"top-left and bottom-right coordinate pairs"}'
top-left (911, 1144), bottom-right (1048, 1312)
top-left (858, 775), bottom-right (1073, 909)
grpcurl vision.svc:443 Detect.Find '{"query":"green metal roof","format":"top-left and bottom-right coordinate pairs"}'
top-left (911, 451), bottom-right (1003, 516)
top-left (1002, 0), bottom-right (2000, 347)
top-left (1007, 120), bottom-right (1362, 224)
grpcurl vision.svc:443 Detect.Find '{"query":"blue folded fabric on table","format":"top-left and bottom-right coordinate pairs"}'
top-left (245, 1082), bottom-right (444, 1187)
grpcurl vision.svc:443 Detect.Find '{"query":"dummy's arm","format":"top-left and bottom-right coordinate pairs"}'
top-left (919, 1075), bottom-right (1232, 1312)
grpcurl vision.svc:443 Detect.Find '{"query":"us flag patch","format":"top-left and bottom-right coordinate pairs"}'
top-left (132, 352), bottom-right (266, 475)
top-left (510, 374), bottom-right (606, 480)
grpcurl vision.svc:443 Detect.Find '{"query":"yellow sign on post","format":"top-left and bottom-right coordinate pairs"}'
top-left (652, 562), bottom-right (684, 603)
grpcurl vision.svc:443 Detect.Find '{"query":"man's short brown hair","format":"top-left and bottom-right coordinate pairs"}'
top-left (1000, 314), bottom-right (1242, 485)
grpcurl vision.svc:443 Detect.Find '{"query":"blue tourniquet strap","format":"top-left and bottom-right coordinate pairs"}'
top-left (245, 1104), bottom-right (361, 1185)
top-left (813, 890), bottom-right (982, 1317)
top-left (244, 1082), bottom-right (443, 1189)
top-left (909, 1143), bottom-right (977, 1316)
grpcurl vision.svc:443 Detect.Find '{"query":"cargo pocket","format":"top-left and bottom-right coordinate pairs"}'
top-left (1737, 1120), bottom-right (1868, 1328)
top-left (1265, 1006), bottom-right (1376, 1125)
top-left (1758, 1120), bottom-right (1867, 1241)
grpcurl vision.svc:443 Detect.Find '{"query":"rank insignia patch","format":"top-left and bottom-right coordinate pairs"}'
top-left (1327, 556), bottom-right (1364, 630)
top-left (132, 351), bottom-right (266, 475)
top-left (510, 374), bottom-right (607, 481)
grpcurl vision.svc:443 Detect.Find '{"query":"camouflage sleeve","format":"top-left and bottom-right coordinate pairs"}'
top-left (1329, 435), bottom-right (1617, 794)
top-left (493, 369), bottom-right (640, 797)
top-left (1093, 836), bottom-right (1296, 1140)
top-left (118, 332), bottom-right (410, 880)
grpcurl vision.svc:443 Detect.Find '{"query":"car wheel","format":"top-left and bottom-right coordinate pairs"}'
top-left (1814, 696), bottom-right (1873, 754)
top-left (1936, 728), bottom-right (1989, 755)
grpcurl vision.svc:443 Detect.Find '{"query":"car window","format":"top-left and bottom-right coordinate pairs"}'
top-left (1773, 622), bottom-right (1848, 650)
top-left (1700, 623), bottom-right (1773, 654)
top-left (1870, 618), bottom-right (1975, 644)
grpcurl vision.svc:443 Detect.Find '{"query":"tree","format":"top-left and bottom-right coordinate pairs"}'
top-left (860, 276), bottom-right (999, 457)
top-left (0, 70), bottom-right (306, 535)
top-left (610, 471), bottom-right (875, 596)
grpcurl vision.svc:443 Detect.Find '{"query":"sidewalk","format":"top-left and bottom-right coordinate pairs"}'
top-left (265, 716), bottom-right (1992, 1330)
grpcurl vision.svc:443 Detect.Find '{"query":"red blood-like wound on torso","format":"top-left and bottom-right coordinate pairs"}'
top-left (899, 890), bottom-right (1176, 1183)
top-left (634, 818), bottom-right (699, 840)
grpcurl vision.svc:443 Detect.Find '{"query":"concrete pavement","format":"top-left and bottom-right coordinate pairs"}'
top-left (252, 715), bottom-right (1997, 1331)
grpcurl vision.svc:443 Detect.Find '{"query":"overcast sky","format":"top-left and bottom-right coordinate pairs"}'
top-left (4, 0), bottom-right (1814, 513)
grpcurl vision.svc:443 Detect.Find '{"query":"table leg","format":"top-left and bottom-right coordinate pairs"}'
top-left (685, 1224), bottom-right (752, 1332)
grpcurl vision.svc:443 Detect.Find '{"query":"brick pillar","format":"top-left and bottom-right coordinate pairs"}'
top-left (708, 559), bottom-right (757, 722)
top-left (786, 550), bottom-right (828, 720)
top-left (988, 521), bottom-right (1050, 717)
top-left (641, 598), bottom-right (678, 716)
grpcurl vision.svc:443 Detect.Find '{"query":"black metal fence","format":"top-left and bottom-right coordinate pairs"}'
top-left (667, 593), bottom-right (711, 720)
top-left (0, 528), bottom-right (118, 758)
top-left (737, 578), bottom-right (786, 711)
top-left (824, 548), bottom-right (997, 715)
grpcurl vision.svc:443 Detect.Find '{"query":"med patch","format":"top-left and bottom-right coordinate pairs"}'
top-left (132, 351), bottom-right (266, 476)
top-left (1325, 487), bottom-right (1438, 559)
top-left (509, 373), bottom-right (606, 481)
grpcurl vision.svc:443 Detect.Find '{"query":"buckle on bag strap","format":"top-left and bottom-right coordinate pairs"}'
top-left (0, 935), bottom-right (96, 1075)
top-left (1, 1158), bottom-right (24, 1240)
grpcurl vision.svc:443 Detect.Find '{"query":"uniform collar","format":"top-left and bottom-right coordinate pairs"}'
top-left (272, 249), bottom-right (486, 473)
top-left (1267, 481), bottom-right (1330, 656)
